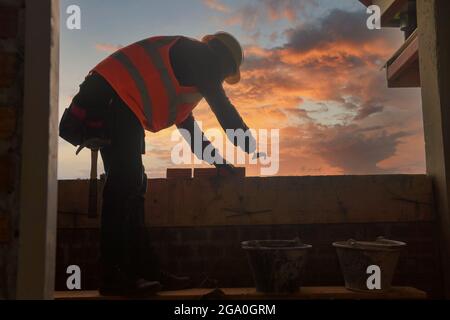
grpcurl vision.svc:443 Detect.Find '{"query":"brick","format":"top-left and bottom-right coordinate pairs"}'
top-left (270, 225), bottom-right (302, 239)
top-left (193, 167), bottom-right (245, 178)
top-left (0, 53), bottom-right (16, 87)
top-left (237, 225), bottom-right (272, 241)
top-left (198, 244), bottom-right (225, 258)
top-left (210, 227), bottom-right (239, 242)
top-left (149, 227), bottom-right (181, 243)
top-left (0, 7), bottom-right (18, 38)
top-left (0, 107), bottom-right (16, 138)
top-left (179, 228), bottom-right (208, 242)
top-left (0, 155), bottom-right (13, 193)
top-left (168, 244), bottom-right (197, 259)
top-left (223, 244), bottom-right (245, 258)
top-left (0, 215), bottom-right (9, 243)
top-left (166, 168), bottom-right (192, 179)
top-left (193, 168), bottom-right (218, 178)
top-left (229, 166), bottom-right (246, 178)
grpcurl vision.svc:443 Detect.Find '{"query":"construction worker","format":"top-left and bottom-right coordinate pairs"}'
top-left (59, 32), bottom-right (257, 296)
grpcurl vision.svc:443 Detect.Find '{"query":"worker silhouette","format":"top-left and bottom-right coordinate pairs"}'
top-left (59, 32), bottom-right (257, 296)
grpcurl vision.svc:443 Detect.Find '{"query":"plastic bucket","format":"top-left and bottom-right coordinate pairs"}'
top-left (242, 239), bottom-right (312, 293)
top-left (333, 237), bottom-right (406, 292)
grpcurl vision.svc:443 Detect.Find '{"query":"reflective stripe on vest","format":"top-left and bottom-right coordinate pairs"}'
top-left (112, 51), bottom-right (154, 123)
top-left (138, 38), bottom-right (179, 126)
top-left (101, 37), bottom-right (202, 131)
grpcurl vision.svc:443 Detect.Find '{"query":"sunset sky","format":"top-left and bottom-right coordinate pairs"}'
top-left (58, 0), bottom-right (425, 179)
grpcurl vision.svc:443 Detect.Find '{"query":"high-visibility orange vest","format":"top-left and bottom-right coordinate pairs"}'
top-left (92, 36), bottom-right (203, 132)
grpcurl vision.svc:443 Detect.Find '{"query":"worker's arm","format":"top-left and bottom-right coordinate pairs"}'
top-left (199, 82), bottom-right (257, 154)
top-left (176, 113), bottom-right (231, 167)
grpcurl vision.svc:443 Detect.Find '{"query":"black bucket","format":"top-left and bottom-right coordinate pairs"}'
top-left (333, 237), bottom-right (406, 292)
top-left (242, 239), bottom-right (312, 293)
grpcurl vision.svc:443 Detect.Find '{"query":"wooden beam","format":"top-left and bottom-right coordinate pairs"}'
top-left (417, 0), bottom-right (450, 298)
top-left (57, 175), bottom-right (434, 228)
top-left (54, 287), bottom-right (427, 300)
top-left (387, 30), bottom-right (420, 87)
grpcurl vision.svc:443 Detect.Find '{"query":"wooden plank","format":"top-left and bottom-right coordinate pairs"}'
top-left (387, 30), bottom-right (420, 88)
top-left (54, 287), bottom-right (427, 300)
top-left (58, 175), bottom-right (434, 228)
top-left (149, 175), bottom-right (434, 227)
top-left (146, 178), bottom-right (169, 225)
top-left (57, 179), bottom-right (101, 228)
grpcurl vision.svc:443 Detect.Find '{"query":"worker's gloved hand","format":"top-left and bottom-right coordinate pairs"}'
top-left (214, 162), bottom-right (237, 176)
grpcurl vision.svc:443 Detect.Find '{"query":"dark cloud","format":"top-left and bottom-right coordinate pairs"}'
top-left (225, 0), bottom-right (318, 31)
top-left (260, 0), bottom-right (318, 21)
top-left (312, 126), bottom-right (411, 174)
top-left (285, 9), bottom-right (380, 53)
top-left (191, 4), bottom-right (423, 176)
top-left (354, 103), bottom-right (384, 120)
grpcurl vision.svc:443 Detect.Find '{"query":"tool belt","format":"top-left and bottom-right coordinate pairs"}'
top-left (59, 102), bottom-right (111, 218)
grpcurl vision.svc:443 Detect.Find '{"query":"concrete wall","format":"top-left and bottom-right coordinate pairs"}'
top-left (0, 0), bottom-right (59, 300)
top-left (55, 175), bottom-right (443, 297)
top-left (0, 0), bottom-right (24, 299)
top-left (418, 0), bottom-right (450, 297)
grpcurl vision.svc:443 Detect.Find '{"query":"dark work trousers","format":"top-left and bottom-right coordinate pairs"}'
top-left (73, 73), bottom-right (159, 280)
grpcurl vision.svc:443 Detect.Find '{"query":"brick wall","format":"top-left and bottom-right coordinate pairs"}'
top-left (55, 222), bottom-right (442, 297)
top-left (0, 0), bottom-right (24, 299)
top-left (55, 175), bottom-right (442, 297)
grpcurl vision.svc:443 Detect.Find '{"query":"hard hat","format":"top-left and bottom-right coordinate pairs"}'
top-left (202, 32), bottom-right (243, 85)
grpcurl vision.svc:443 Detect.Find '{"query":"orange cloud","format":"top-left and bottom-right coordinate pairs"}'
top-left (186, 9), bottom-right (424, 176)
top-left (203, 0), bottom-right (230, 13)
top-left (224, 0), bottom-right (318, 30)
top-left (86, 8), bottom-right (424, 178)
top-left (95, 43), bottom-right (123, 54)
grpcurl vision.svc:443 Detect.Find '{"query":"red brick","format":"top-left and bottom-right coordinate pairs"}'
top-left (210, 227), bottom-right (239, 242)
top-left (0, 107), bottom-right (16, 139)
top-left (0, 155), bottom-right (14, 193)
top-left (198, 244), bottom-right (225, 258)
top-left (0, 215), bottom-right (8, 243)
top-left (0, 53), bottom-right (16, 87)
top-left (179, 228), bottom-right (209, 242)
top-left (54, 221), bottom-right (442, 295)
top-left (194, 167), bottom-right (245, 178)
top-left (0, 7), bottom-right (18, 38)
top-left (166, 168), bottom-right (192, 179)
top-left (220, 166), bottom-right (245, 178)
top-left (193, 168), bottom-right (217, 178)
